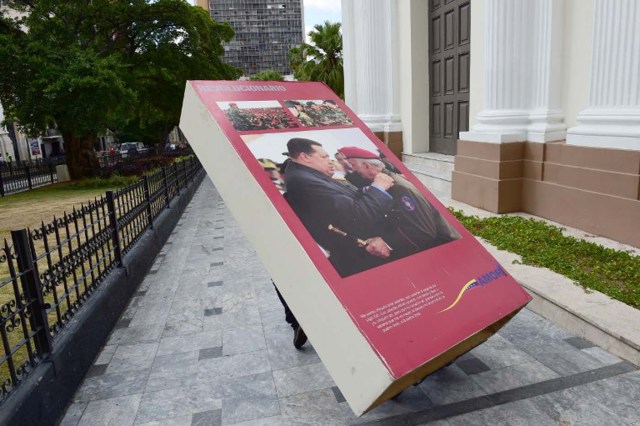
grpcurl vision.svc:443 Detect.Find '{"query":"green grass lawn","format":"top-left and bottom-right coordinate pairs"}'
top-left (1, 184), bottom-right (113, 239)
top-left (451, 209), bottom-right (640, 309)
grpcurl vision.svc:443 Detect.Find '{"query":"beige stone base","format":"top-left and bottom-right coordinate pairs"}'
top-left (452, 140), bottom-right (640, 247)
top-left (374, 131), bottom-right (403, 160)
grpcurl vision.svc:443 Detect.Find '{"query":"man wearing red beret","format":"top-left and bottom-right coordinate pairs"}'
top-left (337, 146), bottom-right (460, 261)
top-left (337, 146), bottom-right (379, 160)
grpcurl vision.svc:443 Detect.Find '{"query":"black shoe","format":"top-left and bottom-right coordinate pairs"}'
top-left (293, 326), bottom-right (307, 349)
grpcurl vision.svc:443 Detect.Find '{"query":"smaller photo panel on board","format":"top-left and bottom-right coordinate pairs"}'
top-left (217, 100), bottom-right (299, 132)
top-left (284, 100), bottom-right (354, 127)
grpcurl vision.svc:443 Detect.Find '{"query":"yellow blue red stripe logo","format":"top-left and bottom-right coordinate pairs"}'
top-left (440, 264), bottom-right (507, 313)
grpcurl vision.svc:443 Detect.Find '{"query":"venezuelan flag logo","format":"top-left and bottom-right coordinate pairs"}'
top-left (439, 264), bottom-right (507, 313)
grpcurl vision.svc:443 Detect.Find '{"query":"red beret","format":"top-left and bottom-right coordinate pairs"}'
top-left (338, 146), bottom-right (379, 159)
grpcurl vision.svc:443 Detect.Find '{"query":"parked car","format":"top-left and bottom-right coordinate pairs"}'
top-left (120, 142), bottom-right (149, 158)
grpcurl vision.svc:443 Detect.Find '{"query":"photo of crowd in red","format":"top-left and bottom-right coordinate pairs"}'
top-left (218, 101), bottom-right (300, 132)
top-left (284, 100), bottom-right (354, 127)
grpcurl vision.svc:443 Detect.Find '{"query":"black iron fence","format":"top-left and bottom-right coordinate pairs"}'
top-left (0, 157), bottom-right (203, 402)
top-left (97, 152), bottom-right (124, 168)
top-left (97, 151), bottom-right (154, 168)
top-left (0, 161), bottom-right (60, 197)
top-left (0, 157), bottom-right (65, 168)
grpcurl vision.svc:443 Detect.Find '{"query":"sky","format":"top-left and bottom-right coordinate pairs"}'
top-left (303, 0), bottom-right (342, 41)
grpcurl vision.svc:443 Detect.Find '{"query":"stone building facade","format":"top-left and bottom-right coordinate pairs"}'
top-left (342, 0), bottom-right (639, 247)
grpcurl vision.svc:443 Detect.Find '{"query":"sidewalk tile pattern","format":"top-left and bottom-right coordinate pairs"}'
top-left (60, 180), bottom-right (640, 426)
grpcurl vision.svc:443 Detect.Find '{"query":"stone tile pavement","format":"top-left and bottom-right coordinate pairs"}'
top-left (60, 180), bottom-right (640, 425)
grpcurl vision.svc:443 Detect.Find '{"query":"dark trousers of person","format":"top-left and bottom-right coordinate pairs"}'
top-left (272, 282), bottom-right (299, 330)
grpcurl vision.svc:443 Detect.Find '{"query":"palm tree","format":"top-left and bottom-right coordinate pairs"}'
top-left (249, 70), bottom-right (285, 81)
top-left (289, 21), bottom-right (343, 98)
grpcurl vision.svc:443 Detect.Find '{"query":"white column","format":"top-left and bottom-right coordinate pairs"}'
top-left (462, 0), bottom-right (566, 143)
top-left (566, 0), bottom-right (640, 150)
top-left (460, 0), bottom-right (533, 143)
top-left (527, 0), bottom-right (566, 142)
top-left (0, 103), bottom-right (11, 158)
top-left (341, 0), bottom-right (357, 111)
top-left (341, 0), bottom-right (401, 133)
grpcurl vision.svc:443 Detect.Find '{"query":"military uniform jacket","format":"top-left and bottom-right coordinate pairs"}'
top-left (379, 171), bottom-right (460, 258)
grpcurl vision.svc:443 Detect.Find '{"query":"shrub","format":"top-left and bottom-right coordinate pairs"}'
top-left (99, 155), bottom-right (180, 178)
top-left (65, 174), bottom-right (139, 189)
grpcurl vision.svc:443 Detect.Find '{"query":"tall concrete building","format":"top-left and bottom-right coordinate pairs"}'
top-left (198, 0), bottom-right (304, 76)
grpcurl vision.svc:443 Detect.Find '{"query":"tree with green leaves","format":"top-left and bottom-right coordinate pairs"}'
top-left (249, 70), bottom-right (284, 81)
top-left (289, 21), bottom-right (343, 99)
top-left (0, 0), bottom-right (240, 178)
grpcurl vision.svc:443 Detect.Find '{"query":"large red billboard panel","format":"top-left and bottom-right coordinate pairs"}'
top-left (180, 81), bottom-right (531, 415)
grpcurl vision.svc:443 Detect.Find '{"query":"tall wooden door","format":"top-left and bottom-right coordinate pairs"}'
top-left (429, 0), bottom-right (470, 155)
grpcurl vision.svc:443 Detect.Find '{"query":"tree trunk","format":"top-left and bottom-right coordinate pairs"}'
top-left (62, 132), bottom-right (99, 179)
top-left (158, 122), bottom-right (173, 147)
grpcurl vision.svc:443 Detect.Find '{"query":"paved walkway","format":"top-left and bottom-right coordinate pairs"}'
top-left (60, 180), bottom-right (640, 425)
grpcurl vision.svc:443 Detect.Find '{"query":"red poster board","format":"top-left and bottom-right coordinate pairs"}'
top-left (180, 81), bottom-right (531, 414)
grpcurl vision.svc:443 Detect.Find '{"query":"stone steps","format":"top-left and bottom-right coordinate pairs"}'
top-left (401, 152), bottom-right (455, 199)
